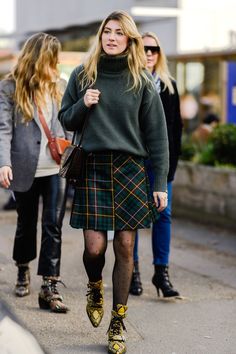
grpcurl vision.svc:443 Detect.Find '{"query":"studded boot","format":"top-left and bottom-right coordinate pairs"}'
top-left (38, 276), bottom-right (69, 313)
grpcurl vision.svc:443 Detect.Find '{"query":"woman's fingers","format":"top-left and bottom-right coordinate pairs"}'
top-left (0, 166), bottom-right (13, 188)
top-left (84, 89), bottom-right (101, 107)
top-left (153, 191), bottom-right (168, 212)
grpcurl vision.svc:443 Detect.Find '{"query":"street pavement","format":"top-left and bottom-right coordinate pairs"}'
top-left (0, 191), bottom-right (236, 354)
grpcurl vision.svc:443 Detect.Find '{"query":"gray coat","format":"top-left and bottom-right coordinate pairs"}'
top-left (0, 79), bottom-right (68, 192)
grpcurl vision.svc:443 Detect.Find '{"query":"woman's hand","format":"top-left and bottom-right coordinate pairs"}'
top-left (84, 89), bottom-right (101, 107)
top-left (0, 166), bottom-right (13, 189)
top-left (153, 191), bottom-right (168, 212)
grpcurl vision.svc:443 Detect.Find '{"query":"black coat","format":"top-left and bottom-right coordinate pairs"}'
top-left (160, 80), bottom-right (183, 182)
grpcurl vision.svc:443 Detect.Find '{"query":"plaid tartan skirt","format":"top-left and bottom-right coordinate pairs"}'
top-left (70, 152), bottom-right (159, 231)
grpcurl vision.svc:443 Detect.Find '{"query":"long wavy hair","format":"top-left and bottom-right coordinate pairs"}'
top-left (80, 10), bottom-right (151, 91)
top-left (142, 32), bottom-right (174, 94)
top-left (8, 32), bottom-right (62, 122)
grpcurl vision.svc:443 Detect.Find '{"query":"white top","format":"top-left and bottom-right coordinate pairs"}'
top-left (35, 95), bottom-right (59, 178)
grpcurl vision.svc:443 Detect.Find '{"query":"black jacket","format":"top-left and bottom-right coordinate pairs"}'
top-left (160, 80), bottom-right (182, 182)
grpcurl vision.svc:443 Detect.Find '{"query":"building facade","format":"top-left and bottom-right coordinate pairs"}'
top-left (15, 0), bottom-right (179, 54)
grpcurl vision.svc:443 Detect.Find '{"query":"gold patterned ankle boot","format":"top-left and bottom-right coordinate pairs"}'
top-left (107, 304), bottom-right (128, 354)
top-left (86, 280), bottom-right (104, 327)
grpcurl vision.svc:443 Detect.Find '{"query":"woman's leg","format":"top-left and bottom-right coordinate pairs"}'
top-left (13, 181), bottom-right (40, 297)
top-left (130, 231), bottom-right (143, 296)
top-left (112, 230), bottom-right (135, 308)
top-left (152, 183), bottom-right (179, 297)
top-left (83, 230), bottom-right (107, 281)
top-left (152, 182), bottom-right (172, 266)
top-left (38, 175), bottom-right (69, 312)
top-left (38, 175), bottom-right (67, 276)
top-left (83, 230), bottom-right (107, 327)
top-left (133, 231), bottom-right (139, 263)
top-left (13, 181), bottom-right (40, 264)
top-left (108, 230), bottom-right (135, 354)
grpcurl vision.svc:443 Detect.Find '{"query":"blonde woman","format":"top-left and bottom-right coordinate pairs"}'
top-left (59, 11), bottom-right (169, 353)
top-left (0, 33), bottom-right (69, 313)
top-left (130, 32), bottom-right (183, 298)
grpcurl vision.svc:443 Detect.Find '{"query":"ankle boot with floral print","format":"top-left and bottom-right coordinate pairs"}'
top-left (38, 277), bottom-right (69, 313)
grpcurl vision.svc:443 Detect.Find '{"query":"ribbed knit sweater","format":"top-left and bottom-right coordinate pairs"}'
top-left (59, 55), bottom-right (169, 191)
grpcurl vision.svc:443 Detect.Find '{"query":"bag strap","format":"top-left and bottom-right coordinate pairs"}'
top-left (73, 108), bottom-right (91, 147)
top-left (37, 103), bottom-right (90, 148)
top-left (37, 106), bottom-right (54, 142)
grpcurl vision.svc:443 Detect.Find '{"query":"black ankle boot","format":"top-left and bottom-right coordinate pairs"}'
top-left (129, 261), bottom-right (143, 296)
top-left (152, 265), bottom-right (180, 298)
top-left (15, 264), bottom-right (30, 297)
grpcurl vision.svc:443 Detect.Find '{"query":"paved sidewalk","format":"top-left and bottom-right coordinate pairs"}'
top-left (0, 189), bottom-right (236, 354)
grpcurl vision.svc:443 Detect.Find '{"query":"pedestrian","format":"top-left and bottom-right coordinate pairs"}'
top-left (191, 112), bottom-right (219, 145)
top-left (130, 32), bottom-right (183, 298)
top-left (0, 33), bottom-right (69, 313)
top-left (58, 11), bottom-right (169, 354)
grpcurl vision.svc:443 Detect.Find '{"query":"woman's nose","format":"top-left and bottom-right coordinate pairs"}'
top-left (108, 32), bottom-right (115, 41)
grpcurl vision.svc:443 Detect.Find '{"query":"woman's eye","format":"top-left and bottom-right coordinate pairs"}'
top-left (103, 30), bottom-right (110, 34)
top-left (117, 32), bottom-right (124, 36)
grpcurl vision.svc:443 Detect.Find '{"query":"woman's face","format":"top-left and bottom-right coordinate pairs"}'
top-left (101, 20), bottom-right (128, 56)
top-left (143, 36), bottom-right (159, 72)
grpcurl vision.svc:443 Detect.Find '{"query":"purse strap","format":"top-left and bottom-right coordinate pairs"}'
top-left (37, 106), bottom-right (54, 143)
top-left (37, 104), bottom-right (90, 148)
top-left (72, 109), bottom-right (91, 147)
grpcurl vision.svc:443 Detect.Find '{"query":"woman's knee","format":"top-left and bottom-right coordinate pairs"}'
top-left (114, 233), bottom-right (134, 259)
top-left (84, 246), bottom-right (105, 259)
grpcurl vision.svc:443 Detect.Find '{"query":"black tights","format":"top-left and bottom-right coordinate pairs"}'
top-left (83, 229), bottom-right (135, 309)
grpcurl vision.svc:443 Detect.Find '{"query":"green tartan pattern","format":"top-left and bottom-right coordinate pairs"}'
top-left (70, 152), bottom-right (159, 231)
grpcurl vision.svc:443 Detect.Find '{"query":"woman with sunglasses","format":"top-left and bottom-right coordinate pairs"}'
top-left (130, 32), bottom-right (183, 298)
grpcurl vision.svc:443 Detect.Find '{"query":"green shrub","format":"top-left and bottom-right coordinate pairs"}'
top-left (185, 124), bottom-right (236, 167)
top-left (209, 124), bottom-right (236, 166)
top-left (180, 134), bottom-right (197, 161)
top-left (195, 143), bottom-right (215, 165)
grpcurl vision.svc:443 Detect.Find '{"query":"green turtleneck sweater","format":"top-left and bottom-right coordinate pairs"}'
top-left (59, 55), bottom-right (169, 191)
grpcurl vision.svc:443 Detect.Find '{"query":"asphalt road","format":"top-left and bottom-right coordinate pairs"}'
top-left (0, 196), bottom-right (236, 354)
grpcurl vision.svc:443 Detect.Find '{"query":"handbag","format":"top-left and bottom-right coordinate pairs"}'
top-left (37, 107), bottom-right (71, 165)
top-left (58, 111), bottom-right (90, 181)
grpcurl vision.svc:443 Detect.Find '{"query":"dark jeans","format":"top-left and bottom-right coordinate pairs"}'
top-left (13, 175), bottom-right (67, 276)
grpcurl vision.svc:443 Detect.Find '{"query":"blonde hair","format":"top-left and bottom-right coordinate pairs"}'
top-left (81, 10), bottom-right (151, 91)
top-left (142, 32), bottom-right (174, 94)
top-left (8, 32), bottom-right (62, 122)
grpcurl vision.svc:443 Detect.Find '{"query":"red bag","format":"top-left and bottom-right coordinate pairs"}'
top-left (37, 107), bottom-right (70, 165)
top-left (55, 137), bottom-right (71, 155)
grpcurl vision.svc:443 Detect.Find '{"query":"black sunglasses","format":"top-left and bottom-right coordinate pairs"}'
top-left (144, 45), bottom-right (160, 54)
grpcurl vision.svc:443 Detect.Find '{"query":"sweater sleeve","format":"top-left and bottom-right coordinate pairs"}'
top-left (0, 80), bottom-right (15, 168)
top-left (140, 84), bottom-right (169, 192)
top-left (58, 66), bottom-right (89, 132)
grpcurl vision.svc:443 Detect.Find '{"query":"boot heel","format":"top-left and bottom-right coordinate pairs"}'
top-left (38, 296), bottom-right (50, 309)
top-left (152, 266), bottom-right (180, 298)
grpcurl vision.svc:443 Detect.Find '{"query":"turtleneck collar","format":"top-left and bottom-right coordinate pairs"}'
top-left (98, 54), bottom-right (128, 74)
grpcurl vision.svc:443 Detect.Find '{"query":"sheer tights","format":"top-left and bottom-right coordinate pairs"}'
top-left (83, 230), bottom-right (107, 282)
top-left (112, 230), bottom-right (135, 309)
top-left (83, 229), bottom-right (135, 308)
